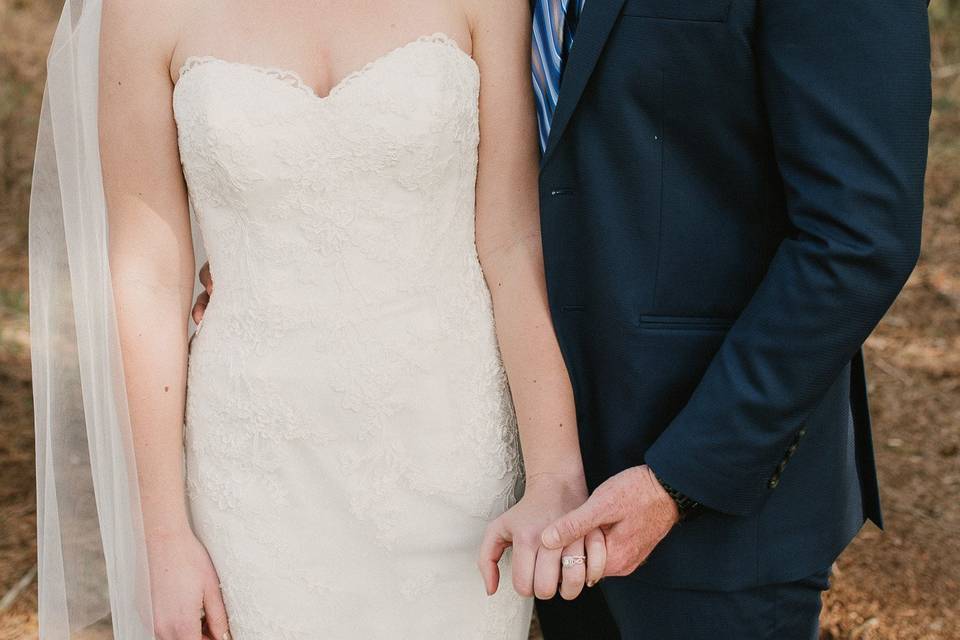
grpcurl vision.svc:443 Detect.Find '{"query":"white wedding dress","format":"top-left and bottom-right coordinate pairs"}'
top-left (175, 33), bottom-right (532, 639)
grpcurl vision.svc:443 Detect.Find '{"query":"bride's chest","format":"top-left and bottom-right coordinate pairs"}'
top-left (172, 38), bottom-right (479, 187)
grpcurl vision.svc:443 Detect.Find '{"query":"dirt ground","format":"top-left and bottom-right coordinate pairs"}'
top-left (1, 2), bottom-right (958, 639)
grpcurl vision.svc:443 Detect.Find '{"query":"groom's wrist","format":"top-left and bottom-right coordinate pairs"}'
top-left (651, 470), bottom-right (702, 522)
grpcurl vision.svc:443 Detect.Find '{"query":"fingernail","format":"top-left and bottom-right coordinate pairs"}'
top-left (586, 580), bottom-right (596, 588)
top-left (222, 633), bottom-right (231, 640)
top-left (542, 527), bottom-right (560, 548)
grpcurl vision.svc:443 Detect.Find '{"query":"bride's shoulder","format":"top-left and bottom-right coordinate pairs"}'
top-left (463, 0), bottom-right (531, 40)
top-left (101, 0), bottom-right (187, 59)
top-left (101, 0), bottom-right (188, 28)
top-left (462, 0), bottom-right (531, 63)
top-left (101, 0), bottom-right (189, 84)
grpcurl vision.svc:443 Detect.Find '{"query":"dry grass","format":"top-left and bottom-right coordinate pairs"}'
top-left (0, 1), bottom-right (58, 637)
top-left (1, 2), bottom-right (958, 639)
top-left (816, 8), bottom-right (960, 638)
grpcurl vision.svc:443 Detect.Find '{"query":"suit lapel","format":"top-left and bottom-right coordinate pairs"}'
top-left (541, 0), bottom-right (627, 167)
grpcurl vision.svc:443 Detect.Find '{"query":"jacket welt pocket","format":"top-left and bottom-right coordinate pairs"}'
top-left (621, 0), bottom-right (732, 22)
top-left (638, 315), bottom-right (735, 331)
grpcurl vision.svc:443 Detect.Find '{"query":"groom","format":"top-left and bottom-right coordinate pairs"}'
top-left (530, 0), bottom-right (931, 638)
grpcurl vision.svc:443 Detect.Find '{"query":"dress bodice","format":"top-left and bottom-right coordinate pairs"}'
top-left (173, 34), bottom-right (482, 324)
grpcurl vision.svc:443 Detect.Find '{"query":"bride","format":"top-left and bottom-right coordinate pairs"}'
top-left (30, 0), bottom-right (605, 638)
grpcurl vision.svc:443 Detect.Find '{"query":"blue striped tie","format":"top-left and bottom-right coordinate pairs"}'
top-left (532, 0), bottom-right (584, 152)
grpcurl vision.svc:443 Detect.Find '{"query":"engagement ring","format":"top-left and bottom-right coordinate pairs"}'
top-left (561, 555), bottom-right (587, 568)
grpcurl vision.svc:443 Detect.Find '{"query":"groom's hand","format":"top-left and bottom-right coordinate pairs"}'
top-left (541, 465), bottom-right (679, 577)
top-left (192, 262), bottom-right (213, 324)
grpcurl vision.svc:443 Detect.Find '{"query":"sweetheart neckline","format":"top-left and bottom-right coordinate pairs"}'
top-left (175, 32), bottom-right (477, 103)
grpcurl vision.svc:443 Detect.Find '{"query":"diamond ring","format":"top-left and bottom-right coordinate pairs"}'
top-left (561, 555), bottom-right (587, 568)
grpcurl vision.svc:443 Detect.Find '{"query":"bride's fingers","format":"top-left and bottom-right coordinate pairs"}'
top-left (202, 578), bottom-right (231, 640)
top-left (510, 536), bottom-right (538, 598)
top-left (533, 544), bottom-right (562, 600)
top-left (192, 292), bottom-right (210, 325)
top-left (585, 528), bottom-right (606, 587)
top-left (559, 538), bottom-right (586, 601)
top-left (478, 520), bottom-right (510, 596)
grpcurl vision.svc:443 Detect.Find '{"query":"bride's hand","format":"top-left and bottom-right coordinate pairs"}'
top-left (147, 529), bottom-right (231, 640)
top-left (478, 473), bottom-right (606, 601)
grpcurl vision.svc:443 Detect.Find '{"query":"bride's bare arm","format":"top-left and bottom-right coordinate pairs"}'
top-left (100, 2), bottom-right (230, 638)
top-left (101, 0), bottom-right (191, 546)
top-left (468, 0), bottom-right (604, 602)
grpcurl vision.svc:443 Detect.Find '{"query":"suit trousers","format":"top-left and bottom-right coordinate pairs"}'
top-left (537, 567), bottom-right (831, 640)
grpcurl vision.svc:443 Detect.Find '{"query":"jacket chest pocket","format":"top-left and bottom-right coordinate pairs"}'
top-left (621, 0), bottom-right (732, 22)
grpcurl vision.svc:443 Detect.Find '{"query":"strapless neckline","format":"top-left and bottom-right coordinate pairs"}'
top-left (175, 32), bottom-right (477, 104)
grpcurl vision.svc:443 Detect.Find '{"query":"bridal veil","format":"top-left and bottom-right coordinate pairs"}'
top-left (30, 1), bottom-right (202, 636)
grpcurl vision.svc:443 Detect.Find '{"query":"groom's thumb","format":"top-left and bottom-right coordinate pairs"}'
top-left (542, 500), bottom-right (603, 550)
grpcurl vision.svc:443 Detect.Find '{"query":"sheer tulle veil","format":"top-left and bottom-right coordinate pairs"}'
top-left (30, 1), bottom-right (202, 636)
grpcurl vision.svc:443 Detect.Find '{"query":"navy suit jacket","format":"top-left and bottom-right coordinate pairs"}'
top-left (539, 0), bottom-right (930, 589)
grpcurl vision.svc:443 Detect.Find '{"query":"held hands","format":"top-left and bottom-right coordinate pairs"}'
top-left (478, 472), bottom-right (606, 601)
top-left (478, 466), bottom-right (679, 599)
top-left (541, 465), bottom-right (679, 577)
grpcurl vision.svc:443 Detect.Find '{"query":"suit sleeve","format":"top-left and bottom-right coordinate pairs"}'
top-left (644, 0), bottom-right (931, 516)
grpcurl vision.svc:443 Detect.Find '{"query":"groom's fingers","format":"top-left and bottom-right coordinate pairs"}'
top-left (199, 262), bottom-right (213, 294)
top-left (192, 292), bottom-right (210, 325)
top-left (584, 528), bottom-right (606, 587)
top-left (478, 520), bottom-right (510, 596)
top-left (541, 494), bottom-right (608, 550)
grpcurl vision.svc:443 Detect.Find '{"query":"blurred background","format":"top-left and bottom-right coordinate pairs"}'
top-left (1, 1), bottom-right (958, 639)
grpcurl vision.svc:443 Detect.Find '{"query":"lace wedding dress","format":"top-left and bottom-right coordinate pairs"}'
top-left (175, 33), bottom-right (531, 639)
